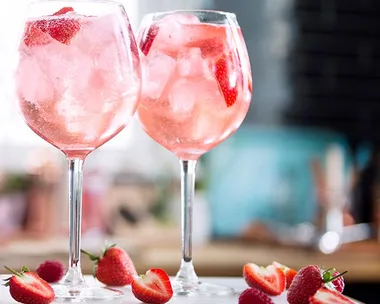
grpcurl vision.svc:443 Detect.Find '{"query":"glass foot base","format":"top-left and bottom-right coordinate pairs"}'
top-left (53, 285), bottom-right (124, 302)
top-left (172, 280), bottom-right (235, 297)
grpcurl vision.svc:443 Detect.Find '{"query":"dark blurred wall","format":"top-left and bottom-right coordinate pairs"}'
top-left (207, 0), bottom-right (294, 125)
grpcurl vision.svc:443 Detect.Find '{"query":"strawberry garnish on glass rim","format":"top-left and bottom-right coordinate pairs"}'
top-left (3, 266), bottom-right (55, 304)
top-left (243, 263), bottom-right (286, 296)
top-left (24, 6), bottom-right (80, 47)
top-left (131, 268), bottom-right (173, 304)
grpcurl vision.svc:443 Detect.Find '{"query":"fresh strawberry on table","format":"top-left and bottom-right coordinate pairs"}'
top-left (272, 261), bottom-right (298, 289)
top-left (287, 265), bottom-right (347, 304)
top-left (3, 266), bottom-right (55, 304)
top-left (36, 260), bottom-right (65, 283)
top-left (131, 268), bottom-right (173, 304)
top-left (310, 288), bottom-right (355, 304)
top-left (239, 287), bottom-right (274, 304)
top-left (243, 263), bottom-right (286, 296)
top-left (81, 244), bottom-right (137, 286)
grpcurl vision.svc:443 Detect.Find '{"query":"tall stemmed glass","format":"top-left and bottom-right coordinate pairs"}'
top-left (137, 10), bottom-right (252, 296)
top-left (15, 0), bottom-right (140, 300)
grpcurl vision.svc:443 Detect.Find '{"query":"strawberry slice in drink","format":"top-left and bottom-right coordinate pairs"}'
top-left (139, 25), bottom-right (159, 56)
top-left (24, 6), bottom-right (80, 47)
top-left (214, 53), bottom-right (240, 107)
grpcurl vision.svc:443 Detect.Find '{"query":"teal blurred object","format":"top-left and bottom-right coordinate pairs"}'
top-left (205, 126), bottom-right (352, 237)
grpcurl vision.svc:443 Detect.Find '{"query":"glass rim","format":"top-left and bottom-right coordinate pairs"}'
top-left (142, 9), bottom-right (237, 20)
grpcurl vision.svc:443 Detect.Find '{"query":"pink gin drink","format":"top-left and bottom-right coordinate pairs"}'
top-left (138, 13), bottom-right (252, 160)
top-left (16, 8), bottom-right (140, 158)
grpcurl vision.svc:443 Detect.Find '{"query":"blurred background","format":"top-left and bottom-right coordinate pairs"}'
top-left (1, 0), bottom-right (380, 303)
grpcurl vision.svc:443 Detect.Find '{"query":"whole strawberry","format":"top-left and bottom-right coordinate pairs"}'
top-left (81, 244), bottom-right (137, 286)
top-left (287, 265), bottom-right (346, 304)
top-left (4, 266), bottom-right (55, 304)
top-left (36, 260), bottom-right (65, 283)
top-left (332, 270), bottom-right (345, 293)
top-left (239, 288), bottom-right (274, 304)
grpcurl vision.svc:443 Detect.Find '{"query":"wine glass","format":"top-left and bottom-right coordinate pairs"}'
top-left (137, 10), bottom-right (252, 296)
top-left (15, 0), bottom-right (141, 300)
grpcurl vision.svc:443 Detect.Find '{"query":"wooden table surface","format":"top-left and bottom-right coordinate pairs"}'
top-left (0, 237), bottom-right (379, 283)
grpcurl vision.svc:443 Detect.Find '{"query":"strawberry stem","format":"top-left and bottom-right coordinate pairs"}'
top-left (4, 266), bottom-right (21, 277)
top-left (81, 249), bottom-right (100, 262)
top-left (330, 271), bottom-right (348, 282)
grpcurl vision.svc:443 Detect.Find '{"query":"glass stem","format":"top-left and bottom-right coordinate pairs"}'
top-left (175, 159), bottom-right (198, 284)
top-left (62, 158), bottom-right (87, 288)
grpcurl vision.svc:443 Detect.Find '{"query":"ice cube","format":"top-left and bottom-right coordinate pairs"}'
top-left (177, 48), bottom-right (209, 79)
top-left (153, 14), bottom-right (201, 55)
top-left (16, 55), bottom-right (55, 104)
top-left (142, 51), bottom-right (176, 99)
top-left (71, 14), bottom-right (117, 54)
top-left (167, 78), bottom-right (199, 116)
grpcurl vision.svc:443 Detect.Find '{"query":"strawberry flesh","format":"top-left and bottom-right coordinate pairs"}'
top-left (272, 261), bottom-right (297, 289)
top-left (24, 7), bottom-right (80, 47)
top-left (214, 53), bottom-right (239, 107)
top-left (53, 7), bottom-right (74, 15)
top-left (310, 288), bottom-right (354, 304)
top-left (243, 263), bottom-right (286, 296)
top-left (139, 25), bottom-right (159, 56)
top-left (132, 268), bottom-right (173, 304)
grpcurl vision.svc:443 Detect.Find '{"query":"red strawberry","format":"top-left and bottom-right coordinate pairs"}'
top-left (3, 266), bottom-right (55, 304)
top-left (332, 270), bottom-right (345, 293)
top-left (36, 260), bottom-right (65, 283)
top-left (310, 288), bottom-right (354, 304)
top-left (81, 244), bottom-right (137, 286)
top-left (214, 54), bottom-right (239, 107)
top-left (272, 261), bottom-right (297, 289)
top-left (24, 7), bottom-right (80, 47)
top-left (287, 265), bottom-right (347, 304)
top-left (243, 263), bottom-right (286, 296)
top-left (53, 7), bottom-right (74, 15)
top-left (139, 25), bottom-right (159, 56)
top-left (23, 23), bottom-right (53, 47)
top-left (131, 268), bottom-right (173, 304)
top-left (239, 287), bottom-right (274, 304)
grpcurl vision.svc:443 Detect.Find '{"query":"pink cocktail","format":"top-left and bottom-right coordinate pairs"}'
top-left (138, 14), bottom-right (252, 160)
top-left (15, 1), bottom-right (140, 301)
top-left (17, 7), bottom-right (140, 158)
top-left (137, 11), bottom-right (252, 296)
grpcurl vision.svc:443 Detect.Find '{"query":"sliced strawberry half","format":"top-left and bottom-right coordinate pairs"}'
top-left (24, 7), bottom-right (80, 46)
top-left (214, 53), bottom-right (239, 107)
top-left (4, 266), bottom-right (55, 304)
top-left (310, 288), bottom-right (354, 304)
top-left (243, 263), bottom-right (286, 296)
top-left (272, 261), bottom-right (297, 289)
top-left (131, 268), bottom-right (173, 304)
top-left (139, 25), bottom-right (159, 56)
top-left (53, 6), bottom-right (74, 15)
